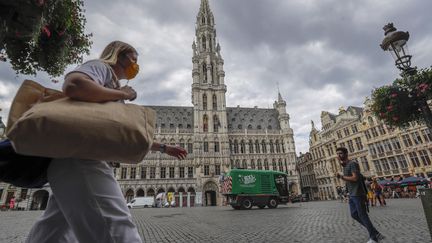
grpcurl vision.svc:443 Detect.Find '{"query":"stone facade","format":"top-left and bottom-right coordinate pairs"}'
top-left (297, 152), bottom-right (319, 200)
top-left (306, 100), bottom-right (432, 200)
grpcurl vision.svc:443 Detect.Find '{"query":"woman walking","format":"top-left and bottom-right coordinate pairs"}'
top-left (26, 41), bottom-right (187, 243)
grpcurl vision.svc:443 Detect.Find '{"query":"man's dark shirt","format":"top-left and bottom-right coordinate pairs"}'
top-left (342, 160), bottom-right (366, 197)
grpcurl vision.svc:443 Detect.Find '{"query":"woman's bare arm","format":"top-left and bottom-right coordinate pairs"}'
top-left (63, 72), bottom-right (134, 102)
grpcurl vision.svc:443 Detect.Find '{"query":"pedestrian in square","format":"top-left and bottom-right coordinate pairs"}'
top-left (25, 41), bottom-right (187, 243)
top-left (336, 147), bottom-right (384, 243)
top-left (9, 196), bottom-right (15, 210)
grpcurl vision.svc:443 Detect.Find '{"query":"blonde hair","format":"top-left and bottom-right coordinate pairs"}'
top-left (99, 40), bottom-right (137, 66)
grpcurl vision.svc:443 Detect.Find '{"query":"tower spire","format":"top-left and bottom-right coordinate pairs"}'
top-left (199, 0), bottom-right (211, 15)
top-left (192, 0), bottom-right (225, 88)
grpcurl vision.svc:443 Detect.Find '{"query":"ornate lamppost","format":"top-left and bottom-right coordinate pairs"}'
top-left (380, 23), bottom-right (432, 239)
top-left (380, 23), bottom-right (432, 131)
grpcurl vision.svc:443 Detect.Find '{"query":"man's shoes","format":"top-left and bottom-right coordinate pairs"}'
top-left (375, 233), bottom-right (385, 242)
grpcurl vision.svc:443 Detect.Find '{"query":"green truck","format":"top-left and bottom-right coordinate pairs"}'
top-left (220, 169), bottom-right (289, 209)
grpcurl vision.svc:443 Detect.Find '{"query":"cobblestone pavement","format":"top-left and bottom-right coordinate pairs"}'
top-left (0, 199), bottom-right (430, 243)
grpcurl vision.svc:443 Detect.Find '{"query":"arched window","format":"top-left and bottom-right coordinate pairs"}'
top-left (268, 125), bottom-right (272, 130)
top-left (257, 125), bottom-right (262, 130)
top-left (264, 159), bottom-right (269, 170)
top-left (201, 36), bottom-right (206, 50)
top-left (272, 159), bottom-right (277, 170)
top-left (235, 159), bottom-right (240, 168)
top-left (255, 140), bottom-right (260, 153)
top-left (234, 140), bottom-right (239, 153)
top-left (213, 115), bottom-right (219, 132)
top-left (242, 159), bottom-right (247, 169)
top-left (261, 140), bottom-right (267, 153)
top-left (240, 140), bottom-right (245, 154)
top-left (203, 114), bottom-right (208, 132)
top-left (202, 63), bottom-right (207, 83)
top-left (214, 141), bottom-right (220, 152)
top-left (201, 16), bottom-right (205, 24)
top-left (251, 159), bottom-right (255, 169)
top-left (212, 64), bottom-right (218, 84)
top-left (269, 140), bottom-right (274, 153)
top-left (248, 140), bottom-right (254, 153)
top-left (247, 124), bottom-right (252, 129)
top-left (203, 140), bottom-right (209, 152)
top-left (257, 159), bottom-right (262, 170)
top-left (187, 139), bottom-right (193, 153)
top-left (212, 94), bottom-right (217, 110)
top-left (203, 93), bottom-right (207, 110)
top-left (278, 159), bottom-right (284, 171)
top-left (238, 124), bottom-right (243, 130)
top-left (229, 140), bottom-right (233, 153)
top-left (275, 140), bottom-right (280, 153)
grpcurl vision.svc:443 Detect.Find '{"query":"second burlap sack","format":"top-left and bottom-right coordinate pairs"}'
top-left (7, 98), bottom-right (156, 164)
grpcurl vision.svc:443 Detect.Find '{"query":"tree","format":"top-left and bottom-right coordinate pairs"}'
top-left (0, 0), bottom-right (92, 77)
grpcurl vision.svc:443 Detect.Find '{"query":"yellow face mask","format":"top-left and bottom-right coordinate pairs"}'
top-left (123, 56), bottom-right (139, 80)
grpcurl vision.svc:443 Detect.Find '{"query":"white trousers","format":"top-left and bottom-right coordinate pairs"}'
top-left (26, 158), bottom-right (142, 243)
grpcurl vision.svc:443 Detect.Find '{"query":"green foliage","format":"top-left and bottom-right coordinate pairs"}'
top-left (371, 68), bottom-right (432, 128)
top-left (0, 0), bottom-right (92, 77)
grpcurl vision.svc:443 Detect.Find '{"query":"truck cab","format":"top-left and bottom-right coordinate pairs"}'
top-left (220, 169), bottom-right (289, 209)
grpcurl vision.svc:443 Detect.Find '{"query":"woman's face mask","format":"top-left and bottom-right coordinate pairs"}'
top-left (122, 54), bottom-right (139, 80)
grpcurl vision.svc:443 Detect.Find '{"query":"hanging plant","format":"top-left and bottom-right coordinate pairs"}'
top-left (1, 0), bottom-right (92, 77)
top-left (370, 67), bottom-right (432, 128)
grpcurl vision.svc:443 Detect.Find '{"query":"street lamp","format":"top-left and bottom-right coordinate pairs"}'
top-left (380, 23), bottom-right (432, 131)
top-left (382, 23), bottom-right (432, 238)
top-left (380, 23), bottom-right (416, 76)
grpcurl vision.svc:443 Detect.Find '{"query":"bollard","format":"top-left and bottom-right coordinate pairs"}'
top-left (419, 188), bottom-right (432, 240)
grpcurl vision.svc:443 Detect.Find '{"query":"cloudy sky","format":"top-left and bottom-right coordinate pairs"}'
top-left (1, 0), bottom-right (432, 154)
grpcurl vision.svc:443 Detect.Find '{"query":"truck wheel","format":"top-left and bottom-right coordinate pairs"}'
top-left (268, 198), bottom-right (278, 209)
top-left (257, 205), bottom-right (266, 209)
top-left (241, 198), bottom-right (253, 210)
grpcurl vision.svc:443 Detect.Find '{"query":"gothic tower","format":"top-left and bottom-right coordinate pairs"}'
top-left (273, 92), bottom-right (296, 169)
top-left (191, 0), bottom-right (230, 193)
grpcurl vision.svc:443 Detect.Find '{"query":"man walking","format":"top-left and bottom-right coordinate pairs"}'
top-left (336, 147), bottom-right (384, 243)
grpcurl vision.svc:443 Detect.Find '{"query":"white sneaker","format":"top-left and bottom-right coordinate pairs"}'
top-left (367, 239), bottom-right (378, 243)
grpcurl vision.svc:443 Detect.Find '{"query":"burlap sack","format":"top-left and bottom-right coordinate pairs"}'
top-left (7, 97), bottom-right (156, 164)
top-left (6, 80), bottom-right (66, 134)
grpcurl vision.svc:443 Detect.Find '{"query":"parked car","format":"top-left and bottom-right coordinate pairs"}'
top-left (127, 197), bottom-right (155, 209)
